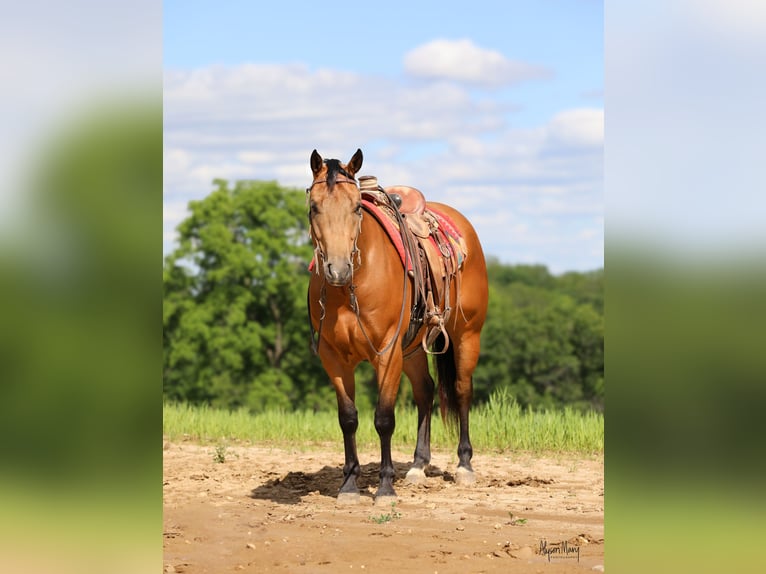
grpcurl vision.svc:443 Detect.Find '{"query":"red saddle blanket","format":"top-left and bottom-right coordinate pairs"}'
top-left (308, 200), bottom-right (464, 272)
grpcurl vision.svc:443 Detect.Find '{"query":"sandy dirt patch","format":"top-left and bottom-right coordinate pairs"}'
top-left (163, 441), bottom-right (603, 573)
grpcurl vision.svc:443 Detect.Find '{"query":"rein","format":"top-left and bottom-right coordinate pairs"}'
top-left (308, 283), bottom-right (326, 355)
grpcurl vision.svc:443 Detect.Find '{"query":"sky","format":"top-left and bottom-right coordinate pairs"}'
top-left (163, 0), bottom-right (604, 273)
top-left (606, 0), bottom-right (766, 257)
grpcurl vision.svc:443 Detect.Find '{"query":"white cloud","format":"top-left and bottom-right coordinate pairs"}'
top-left (164, 148), bottom-right (191, 177)
top-left (237, 151), bottom-right (279, 164)
top-left (403, 38), bottom-right (551, 88)
top-left (545, 108), bottom-right (604, 150)
top-left (163, 199), bottom-right (188, 219)
top-left (163, 63), bottom-right (508, 191)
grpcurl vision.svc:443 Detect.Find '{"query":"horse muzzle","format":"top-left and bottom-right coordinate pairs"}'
top-left (323, 258), bottom-right (353, 286)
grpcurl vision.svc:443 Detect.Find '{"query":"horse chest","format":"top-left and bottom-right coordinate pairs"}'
top-left (319, 297), bottom-right (391, 360)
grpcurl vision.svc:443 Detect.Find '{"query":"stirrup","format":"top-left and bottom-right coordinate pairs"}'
top-left (423, 320), bottom-right (450, 355)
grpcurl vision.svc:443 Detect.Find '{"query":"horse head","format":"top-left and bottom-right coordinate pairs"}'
top-left (307, 148), bottom-right (364, 286)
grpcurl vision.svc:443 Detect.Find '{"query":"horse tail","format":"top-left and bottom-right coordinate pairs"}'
top-left (435, 333), bottom-right (459, 429)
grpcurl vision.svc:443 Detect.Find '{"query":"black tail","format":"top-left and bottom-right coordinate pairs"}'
top-left (435, 333), bottom-right (459, 429)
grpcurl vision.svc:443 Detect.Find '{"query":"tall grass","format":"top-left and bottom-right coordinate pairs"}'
top-left (163, 391), bottom-right (603, 454)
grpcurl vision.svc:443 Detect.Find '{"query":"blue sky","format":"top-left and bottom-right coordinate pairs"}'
top-left (164, 0), bottom-right (604, 273)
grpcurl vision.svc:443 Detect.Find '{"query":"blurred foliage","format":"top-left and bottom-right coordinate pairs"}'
top-left (607, 246), bottom-right (766, 479)
top-left (0, 101), bottom-right (160, 484)
top-left (0, 97), bottom-right (161, 574)
top-left (474, 260), bottom-right (604, 411)
top-left (606, 245), bottom-right (766, 574)
top-left (163, 199), bottom-right (604, 413)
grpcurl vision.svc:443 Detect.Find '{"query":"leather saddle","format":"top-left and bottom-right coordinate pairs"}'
top-left (385, 185), bottom-right (426, 216)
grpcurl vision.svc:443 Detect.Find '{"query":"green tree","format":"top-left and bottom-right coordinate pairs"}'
top-left (163, 180), bottom-right (332, 412)
top-left (557, 269), bottom-right (604, 312)
top-left (475, 267), bottom-right (604, 411)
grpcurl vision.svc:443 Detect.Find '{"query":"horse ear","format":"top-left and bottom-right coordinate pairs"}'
top-left (347, 148), bottom-right (363, 176)
top-left (310, 149), bottom-right (323, 176)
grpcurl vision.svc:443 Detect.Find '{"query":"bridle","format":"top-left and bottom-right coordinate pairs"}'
top-left (305, 173), bottom-right (361, 274)
top-left (306, 171), bottom-right (410, 358)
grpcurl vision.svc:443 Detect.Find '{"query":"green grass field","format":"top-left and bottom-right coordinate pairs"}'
top-left (164, 391), bottom-right (603, 454)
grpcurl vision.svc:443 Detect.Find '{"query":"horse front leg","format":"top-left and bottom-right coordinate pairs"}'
top-left (337, 393), bottom-right (361, 500)
top-left (372, 352), bottom-right (404, 503)
top-left (323, 358), bottom-right (361, 502)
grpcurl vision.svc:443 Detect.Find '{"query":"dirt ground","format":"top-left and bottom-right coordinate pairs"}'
top-left (163, 440), bottom-right (604, 573)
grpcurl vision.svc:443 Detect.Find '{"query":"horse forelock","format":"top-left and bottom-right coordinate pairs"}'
top-left (324, 159), bottom-right (341, 191)
top-left (322, 158), bottom-right (355, 193)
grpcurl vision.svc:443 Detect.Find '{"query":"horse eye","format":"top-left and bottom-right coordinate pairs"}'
top-left (354, 202), bottom-right (362, 215)
top-left (310, 202), bottom-right (319, 215)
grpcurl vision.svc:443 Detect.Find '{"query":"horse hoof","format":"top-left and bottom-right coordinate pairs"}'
top-left (336, 492), bottom-right (360, 505)
top-left (405, 467), bottom-right (427, 484)
top-left (374, 494), bottom-right (398, 507)
top-left (455, 467), bottom-right (476, 486)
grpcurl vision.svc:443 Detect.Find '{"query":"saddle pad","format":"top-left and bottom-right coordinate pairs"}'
top-left (360, 200), bottom-right (413, 271)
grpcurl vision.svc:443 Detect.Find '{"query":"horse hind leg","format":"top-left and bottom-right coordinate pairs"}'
top-left (454, 335), bottom-right (482, 485)
top-left (403, 349), bottom-right (435, 484)
top-left (436, 332), bottom-right (480, 486)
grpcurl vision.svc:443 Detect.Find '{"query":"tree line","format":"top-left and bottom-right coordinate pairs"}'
top-left (163, 181), bottom-right (603, 413)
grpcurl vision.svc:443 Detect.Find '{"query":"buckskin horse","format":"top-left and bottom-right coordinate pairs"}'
top-left (306, 149), bottom-right (488, 504)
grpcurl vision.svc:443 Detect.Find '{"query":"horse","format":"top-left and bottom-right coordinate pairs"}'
top-left (306, 148), bottom-right (488, 504)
